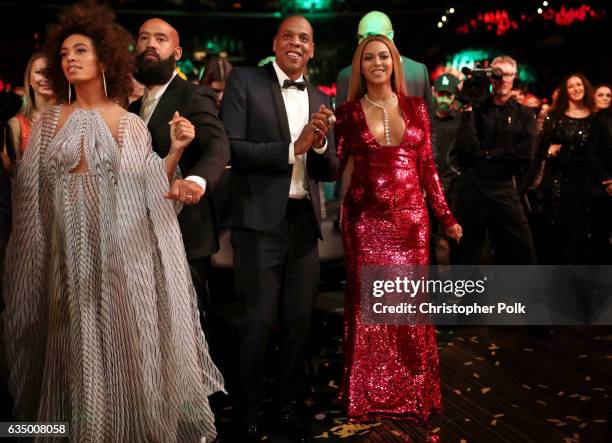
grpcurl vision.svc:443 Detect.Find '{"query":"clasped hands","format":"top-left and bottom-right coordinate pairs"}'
top-left (294, 105), bottom-right (335, 155)
top-left (163, 111), bottom-right (203, 205)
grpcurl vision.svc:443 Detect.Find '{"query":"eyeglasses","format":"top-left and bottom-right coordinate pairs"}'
top-left (500, 72), bottom-right (516, 80)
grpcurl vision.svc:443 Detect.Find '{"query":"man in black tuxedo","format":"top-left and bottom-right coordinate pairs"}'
top-left (129, 18), bottom-right (230, 301)
top-left (220, 15), bottom-right (339, 442)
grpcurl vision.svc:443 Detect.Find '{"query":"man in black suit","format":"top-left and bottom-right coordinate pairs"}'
top-left (220, 15), bottom-right (339, 442)
top-left (335, 10), bottom-right (432, 109)
top-left (129, 18), bottom-right (230, 302)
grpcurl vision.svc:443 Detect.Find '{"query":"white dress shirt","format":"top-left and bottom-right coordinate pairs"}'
top-left (140, 71), bottom-right (206, 193)
top-left (272, 61), bottom-right (327, 200)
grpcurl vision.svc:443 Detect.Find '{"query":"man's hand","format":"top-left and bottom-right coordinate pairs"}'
top-left (294, 105), bottom-right (334, 155)
top-left (169, 111), bottom-right (196, 152)
top-left (164, 178), bottom-right (205, 204)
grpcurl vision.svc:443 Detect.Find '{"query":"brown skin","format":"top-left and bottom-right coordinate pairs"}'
top-left (274, 16), bottom-right (334, 154)
top-left (134, 19), bottom-right (204, 205)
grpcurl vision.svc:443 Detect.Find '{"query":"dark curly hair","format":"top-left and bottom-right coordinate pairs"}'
top-left (42, 0), bottom-right (134, 103)
top-left (550, 73), bottom-right (595, 117)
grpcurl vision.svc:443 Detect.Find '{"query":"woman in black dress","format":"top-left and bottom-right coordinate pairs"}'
top-left (537, 73), bottom-right (594, 264)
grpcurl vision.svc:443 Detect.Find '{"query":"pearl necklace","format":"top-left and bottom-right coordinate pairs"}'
top-left (364, 93), bottom-right (397, 145)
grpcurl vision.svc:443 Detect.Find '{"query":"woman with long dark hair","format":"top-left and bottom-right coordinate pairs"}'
top-left (334, 35), bottom-right (460, 424)
top-left (537, 73), bottom-right (594, 263)
top-left (2, 2), bottom-right (224, 441)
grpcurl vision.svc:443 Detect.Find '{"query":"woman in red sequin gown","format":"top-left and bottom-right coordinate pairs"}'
top-left (335, 35), bottom-right (461, 423)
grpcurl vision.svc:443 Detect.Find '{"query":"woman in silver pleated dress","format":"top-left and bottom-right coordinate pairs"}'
top-left (2, 3), bottom-right (224, 442)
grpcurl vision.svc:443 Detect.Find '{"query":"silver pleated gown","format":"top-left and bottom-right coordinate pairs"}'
top-left (2, 106), bottom-right (225, 442)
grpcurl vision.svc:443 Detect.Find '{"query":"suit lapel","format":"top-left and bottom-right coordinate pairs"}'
top-left (264, 63), bottom-right (292, 143)
top-left (148, 75), bottom-right (182, 132)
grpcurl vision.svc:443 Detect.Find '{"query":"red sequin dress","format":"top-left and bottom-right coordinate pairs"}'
top-left (335, 95), bottom-right (456, 423)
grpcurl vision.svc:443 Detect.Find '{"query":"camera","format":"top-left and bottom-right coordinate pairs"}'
top-left (458, 67), bottom-right (503, 106)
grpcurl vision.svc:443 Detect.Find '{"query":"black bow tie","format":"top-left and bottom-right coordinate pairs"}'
top-left (282, 79), bottom-right (307, 91)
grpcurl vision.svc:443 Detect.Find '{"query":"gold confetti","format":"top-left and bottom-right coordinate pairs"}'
top-left (585, 376), bottom-right (591, 381)
top-left (569, 394), bottom-right (579, 398)
top-left (522, 384), bottom-right (532, 390)
top-left (458, 337), bottom-right (465, 341)
top-left (523, 348), bottom-right (534, 352)
top-left (464, 361), bottom-right (473, 366)
top-left (558, 391), bottom-right (565, 396)
top-left (579, 395), bottom-right (590, 401)
top-left (472, 372), bottom-right (480, 379)
top-left (494, 413), bottom-right (505, 418)
top-left (579, 423), bottom-right (588, 429)
top-left (448, 342), bottom-right (454, 346)
top-left (578, 354), bottom-right (588, 358)
top-left (475, 357), bottom-right (485, 361)
top-left (488, 343), bottom-right (499, 350)
top-left (490, 419), bottom-right (497, 426)
top-left (490, 351), bottom-right (496, 356)
top-left (537, 400), bottom-right (547, 406)
top-left (512, 404), bottom-right (519, 408)
top-left (314, 431), bottom-right (329, 439)
top-left (470, 336), bottom-right (479, 343)
top-left (261, 436), bottom-right (269, 441)
top-left (431, 427), bottom-right (440, 434)
top-left (537, 384), bottom-right (549, 389)
top-left (494, 361), bottom-right (500, 366)
top-left (453, 389), bottom-right (462, 395)
top-left (481, 387), bottom-right (491, 394)
top-left (565, 416), bottom-right (581, 422)
top-left (460, 440), bottom-right (467, 443)
top-left (466, 387), bottom-right (472, 392)
top-left (328, 380), bottom-right (338, 389)
top-left (329, 410), bottom-right (341, 414)
top-left (391, 431), bottom-right (401, 437)
top-left (593, 419), bottom-right (607, 423)
top-left (464, 418), bottom-right (471, 422)
top-left (593, 387), bottom-right (605, 392)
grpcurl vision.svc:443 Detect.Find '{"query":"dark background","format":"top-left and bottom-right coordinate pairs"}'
top-left (0, 0), bottom-right (610, 99)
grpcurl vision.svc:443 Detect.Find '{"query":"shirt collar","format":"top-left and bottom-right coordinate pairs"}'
top-left (145, 70), bottom-right (178, 102)
top-left (272, 61), bottom-right (305, 89)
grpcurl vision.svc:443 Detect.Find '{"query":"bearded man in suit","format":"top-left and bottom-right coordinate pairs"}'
top-left (129, 18), bottom-right (230, 305)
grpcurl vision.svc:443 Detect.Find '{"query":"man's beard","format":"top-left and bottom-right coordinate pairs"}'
top-left (134, 53), bottom-right (176, 86)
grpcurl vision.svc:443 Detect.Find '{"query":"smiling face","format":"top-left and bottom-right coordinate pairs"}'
top-left (30, 57), bottom-right (53, 98)
top-left (273, 16), bottom-right (314, 80)
top-left (360, 39), bottom-right (393, 89)
top-left (566, 76), bottom-right (585, 103)
top-left (594, 85), bottom-right (611, 110)
top-left (60, 34), bottom-right (102, 86)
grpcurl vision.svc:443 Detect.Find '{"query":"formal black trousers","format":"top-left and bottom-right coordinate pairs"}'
top-left (452, 174), bottom-right (536, 265)
top-left (231, 198), bottom-right (320, 424)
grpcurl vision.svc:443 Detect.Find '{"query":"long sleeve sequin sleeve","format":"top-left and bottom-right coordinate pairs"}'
top-left (413, 97), bottom-right (456, 229)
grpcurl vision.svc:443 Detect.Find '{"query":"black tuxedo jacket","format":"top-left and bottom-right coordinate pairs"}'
top-left (128, 75), bottom-right (230, 259)
top-left (219, 63), bottom-right (339, 238)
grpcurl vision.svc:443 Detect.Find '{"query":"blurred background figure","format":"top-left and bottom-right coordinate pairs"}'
top-left (511, 86), bottom-right (526, 104)
top-left (5, 53), bottom-right (56, 162)
top-left (593, 83), bottom-right (611, 111)
top-left (536, 73), bottom-right (594, 264)
top-left (431, 73), bottom-right (461, 264)
top-left (200, 56), bottom-right (233, 109)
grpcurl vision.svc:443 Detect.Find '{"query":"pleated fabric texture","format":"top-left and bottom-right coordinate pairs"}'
top-left (2, 106), bottom-right (225, 442)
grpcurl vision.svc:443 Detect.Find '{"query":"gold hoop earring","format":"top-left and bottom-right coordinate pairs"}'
top-left (102, 71), bottom-right (108, 99)
top-left (68, 82), bottom-right (71, 104)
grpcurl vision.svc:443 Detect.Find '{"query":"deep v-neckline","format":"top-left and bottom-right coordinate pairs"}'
top-left (52, 106), bottom-right (128, 149)
top-left (358, 95), bottom-right (408, 148)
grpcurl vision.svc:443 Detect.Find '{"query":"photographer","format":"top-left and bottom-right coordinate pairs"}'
top-left (453, 55), bottom-right (537, 264)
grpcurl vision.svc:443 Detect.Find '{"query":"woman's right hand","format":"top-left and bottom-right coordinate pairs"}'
top-left (169, 111), bottom-right (195, 152)
top-left (547, 143), bottom-right (562, 158)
